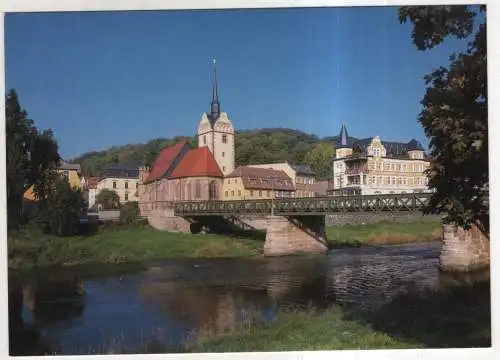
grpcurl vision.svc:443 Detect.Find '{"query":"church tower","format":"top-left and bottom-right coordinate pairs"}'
top-left (197, 59), bottom-right (235, 176)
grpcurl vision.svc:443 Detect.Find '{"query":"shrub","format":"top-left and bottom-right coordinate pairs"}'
top-left (119, 201), bottom-right (139, 224)
top-left (34, 171), bottom-right (86, 237)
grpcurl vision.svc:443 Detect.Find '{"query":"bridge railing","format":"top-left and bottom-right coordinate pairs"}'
top-left (170, 193), bottom-right (432, 216)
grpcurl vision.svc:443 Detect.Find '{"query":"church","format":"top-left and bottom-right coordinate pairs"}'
top-left (138, 61), bottom-right (236, 215)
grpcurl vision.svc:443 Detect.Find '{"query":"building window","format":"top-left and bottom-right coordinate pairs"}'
top-left (267, 190), bottom-right (271, 197)
top-left (125, 192), bottom-right (129, 201)
top-left (223, 166), bottom-right (226, 172)
top-left (62, 170), bottom-right (69, 178)
top-left (225, 191), bottom-right (228, 197)
top-left (125, 181), bottom-right (129, 189)
top-left (238, 190), bottom-right (241, 197)
top-left (136, 183), bottom-right (139, 189)
top-left (222, 134), bottom-right (227, 144)
top-left (250, 190), bottom-right (254, 197)
top-left (203, 135), bottom-right (207, 145)
top-left (228, 179), bottom-right (231, 184)
top-left (195, 181), bottom-right (201, 198)
top-left (259, 190), bottom-right (262, 197)
top-left (231, 190), bottom-right (235, 196)
top-left (222, 152), bottom-right (225, 157)
top-left (113, 181), bottom-right (117, 189)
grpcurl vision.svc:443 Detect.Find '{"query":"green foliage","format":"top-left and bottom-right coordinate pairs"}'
top-left (5, 89), bottom-right (60, 230)
top-left (96, 189), bottom-right (121, 210)
top-left (71, 128), bottom-right (353, 180)
top-left (34, 171), bottom-right (85, 237)
top-left (304, 142), bottom-right (335, 179)
top-left (399, 5), bottom-right (488, 233)
top-left (119, 201), bottom-right (140, 224)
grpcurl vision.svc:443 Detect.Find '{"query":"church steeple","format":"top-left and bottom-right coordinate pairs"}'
top-left (209, 58), bottom-right (220, 122)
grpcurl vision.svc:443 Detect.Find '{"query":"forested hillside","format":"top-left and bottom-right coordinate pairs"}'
top-left (70, 128), bottom-right (357, 180)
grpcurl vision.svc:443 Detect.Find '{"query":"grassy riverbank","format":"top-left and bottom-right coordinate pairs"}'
top-left (7, 226), bottom-right (264, 270)
top-left (188, 281), bottom-right (490, 352)
top-left (188, 307), bottom-right (418, 352)
top-left (8, 220), bottom-right (442, 270)
top-left (327, 220), bottom-right (441, 247)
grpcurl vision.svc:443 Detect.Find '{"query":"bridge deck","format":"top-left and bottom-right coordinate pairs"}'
top-left (164, 194), bottom-right (432, 216)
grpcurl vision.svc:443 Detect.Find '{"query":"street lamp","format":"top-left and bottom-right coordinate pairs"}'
top-left (268, 175), bottom-right (274, 217)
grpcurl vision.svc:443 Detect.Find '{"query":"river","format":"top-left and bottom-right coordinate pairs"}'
top-left (8, 241), bottom-right (490, 355)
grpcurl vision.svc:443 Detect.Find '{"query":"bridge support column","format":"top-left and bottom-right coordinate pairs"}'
top-left (264, 215), bottom-right (328, 256)
top-left (440, 222), bottom-right (490, 272)
top-left (147, 208), bottom-right (193, 233)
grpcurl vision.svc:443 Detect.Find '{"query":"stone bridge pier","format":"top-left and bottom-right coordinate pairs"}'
top-left (440, 223), bottom-right (490, 272)
top-left (263, 215), bottom-right (328, 256)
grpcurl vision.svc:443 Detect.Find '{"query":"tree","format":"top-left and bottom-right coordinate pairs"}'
top-left (96, 189), bottom-right (121, 209)
top-left (398, 6), bottom-right (488, 234)
top-left (5, 89), bottom-right (60, 230)
top-left (304, 142), bottom-right (335, 180)
top-left (34, 171), bottom-right (86, 236)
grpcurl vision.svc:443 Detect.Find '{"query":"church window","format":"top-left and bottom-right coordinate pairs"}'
top-left (125, 181), bottom-right (129, 189)
top-left (222, 134), bottom-right (227, 144)
top-left (238, 190), bottom-right (241, 196)
top-left (113, 181), bottom-right (117, 189)
top-left (203, 135), bottom-right (206, 145)
top-left (231, 190), bottom-right (234, 196)
top-left (225, 191), bottom-right (228, 197)
top-left (222, 152), bottom-right (225, 157)
top-left (259, 191), bottom-right (262, 197)
top-left (223, 166), bottom-right (226, 172)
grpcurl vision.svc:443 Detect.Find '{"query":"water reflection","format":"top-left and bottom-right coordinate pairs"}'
top-left (9, 241), bottom-right (490, 355)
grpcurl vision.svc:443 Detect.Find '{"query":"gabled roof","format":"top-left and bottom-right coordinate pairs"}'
top-left (101, 164), bottom-right (139, 179)
top-left (352, 137), bottom-right (426, 159)
top-left (291, 164), bottom-right (315, 176)
top-left (107, 163), bottom-right (140, 171)
top-left (87, 177), bottom-right (100, 189)
top-left (59, 162), bottom-right (81, 172)
top-left (227, 166), bottom-right (295, 191)
top-left (169, 146), bottom-right (223, 179)
top-left (145, 142), bottom-right (190, 183)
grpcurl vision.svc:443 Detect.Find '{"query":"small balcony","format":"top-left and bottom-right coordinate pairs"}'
top-left (345, 166), bottom-right (368, 176)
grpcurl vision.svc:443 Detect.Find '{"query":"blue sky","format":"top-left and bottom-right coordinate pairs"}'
top-left (5, 7), bottom-right (474, 159)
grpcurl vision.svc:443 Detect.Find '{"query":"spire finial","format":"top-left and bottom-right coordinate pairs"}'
top-left (210, 57), bottom-right (220, 122)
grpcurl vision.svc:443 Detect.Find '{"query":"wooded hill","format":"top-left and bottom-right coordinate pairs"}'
top-left (70, 128), bottom-right (358, 180)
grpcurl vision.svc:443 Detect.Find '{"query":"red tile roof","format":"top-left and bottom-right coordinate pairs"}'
top-left (227, 166), bottom-right (294, 191)
top-left (169, 147), bottom-right (223, 179)
top-left (145, 141), bottom-right (189, 183)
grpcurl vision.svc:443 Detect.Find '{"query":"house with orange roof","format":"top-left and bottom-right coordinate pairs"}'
top-left (222, 166), bottom-right (295, 200)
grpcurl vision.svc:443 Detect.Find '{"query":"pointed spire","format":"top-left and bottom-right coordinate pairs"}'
top-left (339, 123), bottom-right (349, 147)
top-left (210, 58), bottom-right (220, 122)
